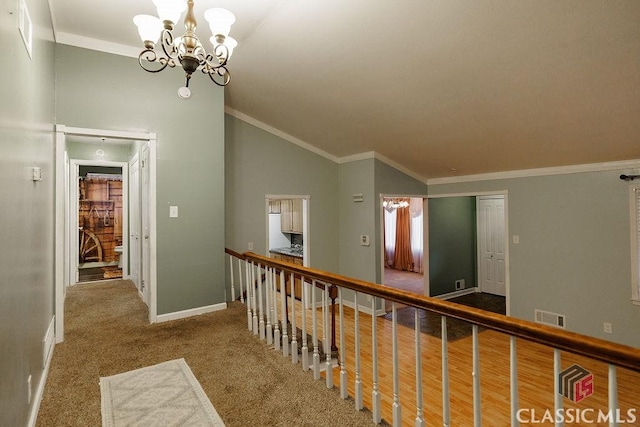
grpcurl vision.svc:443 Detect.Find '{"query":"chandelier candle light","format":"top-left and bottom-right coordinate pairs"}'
top-left (133, 0), bottom-right (237, 98)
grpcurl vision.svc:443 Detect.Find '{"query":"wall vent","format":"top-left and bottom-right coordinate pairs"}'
top-left (535, 309), bottom-right (565, 329)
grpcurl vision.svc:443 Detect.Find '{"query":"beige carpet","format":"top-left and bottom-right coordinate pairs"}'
top-left (37, 280), bottom-right (378, 426)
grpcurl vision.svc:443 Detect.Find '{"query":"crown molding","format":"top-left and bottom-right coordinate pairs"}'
top-left (427, 159), bottom-right (640, 185)
top-left (56, 32), bottom-right (140, 58)
top-left (224, 107), bottom-right (340, 163)
top-left (372, 152), bottom-right (427, 184)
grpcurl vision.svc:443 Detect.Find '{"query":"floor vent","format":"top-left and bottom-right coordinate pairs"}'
top-left (535, 309), bottom-right (565, 328)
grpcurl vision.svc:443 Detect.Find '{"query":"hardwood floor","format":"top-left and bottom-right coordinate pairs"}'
top-left (265, 291), bottom-right (640, 427)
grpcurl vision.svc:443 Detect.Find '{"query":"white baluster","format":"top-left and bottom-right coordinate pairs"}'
top-left (312, 280), bottom-right (320, 380)
top-left (238, 256), bottom-right (244, 304)
top-left (229, 255), bottom-right (235, 302)
top-left (280, 270), bottom-right (289, 357)
top-left (441, 316), bottom-right (450, 427)
top-left (414, 308), bottom-right (425, 427)
top-left (273, 269), bottom-right (281, 352)
top-left (472, 324), bottom-right (481, 427)
top-left (553, 349), bottom-right (562, 427)
top-left (391, 302), bottom-right (401, 426)
top-left (354, 292), bottom-right (363, 410)
top-left (608, 364), bottom-right (618, 427)
top-left (510, 336), bottom-right (520, 427)
top-left (301, 277), bottom-right (309, 371)
top-left (339, 287), bottom-right (348, 400)
top-left (258, 263), bottom-right (265, 340)
top-left (265, 266), bottom-right (272, 345)
top-left (372, 296), bottom-right (381, 424)
top-left (324, 283), bottom-right (333, 389)
top-left (252, 262), bottom-right (258, 335)
top-left (246, 260), bottom-right (252, 330)
top-left (291, 273), bottom-right (299, 364)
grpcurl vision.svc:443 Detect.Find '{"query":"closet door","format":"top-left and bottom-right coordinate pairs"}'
top-left (477, 196), bottom-right (505, 296)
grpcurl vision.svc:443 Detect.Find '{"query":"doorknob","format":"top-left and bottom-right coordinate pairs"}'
top-left (144, 235), bottom-right (149, 240)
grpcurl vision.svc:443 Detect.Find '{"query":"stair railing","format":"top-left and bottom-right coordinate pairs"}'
top-left (226, 248), bottom-right (640, 426)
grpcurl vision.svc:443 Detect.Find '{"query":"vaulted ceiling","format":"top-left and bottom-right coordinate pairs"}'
top-left (50, 0), bottom-right (640, 180)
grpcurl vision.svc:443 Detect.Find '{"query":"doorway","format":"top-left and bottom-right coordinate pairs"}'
top-left (55, 125), bottom-right (158, 343)
top-left (265, 195), bottom-right (310, 305)
top-left (74, 163), bottom-right (126, 283)
top-left (425, 191), bottom-right (510, 314)
top-left (380, 196), bottom-right (428, 312)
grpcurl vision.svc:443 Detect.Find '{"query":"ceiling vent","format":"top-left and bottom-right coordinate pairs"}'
top-left (535, 309), bottom-right (566, 329)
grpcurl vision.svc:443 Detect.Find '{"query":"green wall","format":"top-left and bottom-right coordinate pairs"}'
top-left (428, 197), bottom-right (477, 296)
top-left (429, 170), bottom-right (640, 347)
top-left (224, 114), bottom-right (340, 273)
top-left (0, 0), bottom-right (56, 424)
top-left (338, 159), bottom-right (376, 282)
top-left (56, 45), bottom-right (226, 314)
top-left (67, 139), bottom-right (132, 162)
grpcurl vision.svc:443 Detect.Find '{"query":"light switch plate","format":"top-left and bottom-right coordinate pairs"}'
top-left (169, 206), bottom-right (178, 218)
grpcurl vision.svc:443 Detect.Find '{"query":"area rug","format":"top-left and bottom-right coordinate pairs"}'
top-left (100, 358), bottom-right (225, 426)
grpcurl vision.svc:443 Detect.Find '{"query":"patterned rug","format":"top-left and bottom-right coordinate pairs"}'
top-left (100, 358), bottom-right (225, 426)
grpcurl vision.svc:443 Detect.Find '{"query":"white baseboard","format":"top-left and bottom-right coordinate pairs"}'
top-left (28, 316), bottom-right (57, 427)
top-left (42, 317), bottom-right (55, 369)
top-left (341, 299), bottom-right (387, 317)
top-left (435, 287), bottom-right (479, 300)
top-left (156, 302), bottom-right (228, 323)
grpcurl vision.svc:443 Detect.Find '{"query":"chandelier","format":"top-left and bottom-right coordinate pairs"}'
top-left (383, 199), bottom-right (410, 210)
top-left (133, 0), bottom-right (237, 98)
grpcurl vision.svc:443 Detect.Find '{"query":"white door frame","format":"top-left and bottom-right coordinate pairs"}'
top-left (129, 152), bottom-right (141, 292)
top-left (427, 190), bottom-right (510, 315)
top-left (70, 159), bottom-right (129, 284)
top-left (55, 125), bottom-right (158, 343)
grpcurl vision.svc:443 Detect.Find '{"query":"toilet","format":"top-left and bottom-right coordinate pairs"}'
top-left (114, 245), bottom-right (123, 268)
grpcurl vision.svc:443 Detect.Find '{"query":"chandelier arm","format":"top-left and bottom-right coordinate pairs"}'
top-left (193, 45), bottom-right (208, 66)
top-left (138, 49), bottom-right (171, 73)
top-left (207, 66), bottom-right (231, 86)
top-left (160, 29), bottom-right (179, 60)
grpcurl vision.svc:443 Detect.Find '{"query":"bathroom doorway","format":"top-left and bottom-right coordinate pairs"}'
top-left (77, 166), bottom-right (124, 282)
top-left (72, 161), bottom-right (128, 283)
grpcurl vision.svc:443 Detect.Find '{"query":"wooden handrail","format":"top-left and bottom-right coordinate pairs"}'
top-left (225, 247), bottom-right (246, 260)
top-left (228, 249), bottom-right (640, 373)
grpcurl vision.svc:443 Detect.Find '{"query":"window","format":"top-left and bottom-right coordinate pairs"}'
top-left (631, 185), bottom-right (640, 304)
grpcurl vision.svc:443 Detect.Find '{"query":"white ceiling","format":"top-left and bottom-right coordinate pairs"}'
top-left (49, 0), bottom-right (640, 180)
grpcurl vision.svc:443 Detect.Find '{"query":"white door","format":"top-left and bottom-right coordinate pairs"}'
top-left (141, 144), bottom-right (151, 305)
top-left (477, 196), bottom-right (506, 296)
top-left (129, 153), bottom-right (141, 291)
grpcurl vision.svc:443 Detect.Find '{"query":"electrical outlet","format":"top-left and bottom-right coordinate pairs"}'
top-left (455, 279), bottom-right (465, 290)
top-left (603, 322), bottom-right (612, 334)
top-left (248, 242), bottom-right (254, 251)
